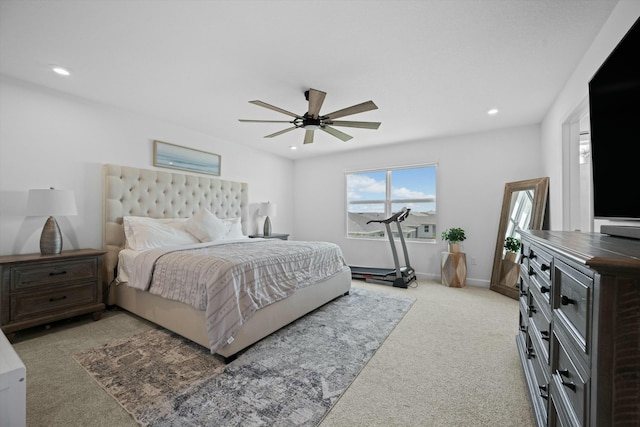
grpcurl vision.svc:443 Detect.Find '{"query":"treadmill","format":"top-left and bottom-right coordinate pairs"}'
top-left (350, 207), bottom-right (417, 289)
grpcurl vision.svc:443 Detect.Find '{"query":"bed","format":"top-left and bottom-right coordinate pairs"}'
top-left (102, 164), bottom-right (351, 360)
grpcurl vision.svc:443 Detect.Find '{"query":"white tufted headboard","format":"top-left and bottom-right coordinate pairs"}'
top-left (102, 164), bottom-right (249, 286)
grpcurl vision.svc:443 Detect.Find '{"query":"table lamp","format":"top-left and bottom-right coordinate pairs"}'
top-left (259, 202), bottom-right (276, 236)
top-left (27, 188), bottom-right (77, 255)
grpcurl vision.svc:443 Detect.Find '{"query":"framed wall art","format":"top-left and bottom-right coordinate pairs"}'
top-left (153, 140), bottom-right (221, 176)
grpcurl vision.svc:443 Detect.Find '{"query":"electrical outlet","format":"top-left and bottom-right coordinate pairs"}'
top-left (471, 257), bottom-right (477, 265)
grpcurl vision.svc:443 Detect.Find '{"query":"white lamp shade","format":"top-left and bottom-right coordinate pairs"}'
top-left (259, 202), bottom-right (276, 217)
top-left (27, 189), bottom-right (77, 217)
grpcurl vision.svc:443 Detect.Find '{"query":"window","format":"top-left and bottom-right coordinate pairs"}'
top-left (346, 165), bottom-right (437, 240)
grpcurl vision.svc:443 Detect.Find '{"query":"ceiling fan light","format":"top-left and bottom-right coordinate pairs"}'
top-left (303, 124), bottom-right (321, 131)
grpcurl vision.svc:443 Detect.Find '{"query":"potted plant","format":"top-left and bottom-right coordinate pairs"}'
top-left (441, 227), bottom-right (466, 252)
top-left (504, 236), bottom-right (521, 262)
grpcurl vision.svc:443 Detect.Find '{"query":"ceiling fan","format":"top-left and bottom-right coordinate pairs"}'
top-left (239, 88), bottom-right (381, 144)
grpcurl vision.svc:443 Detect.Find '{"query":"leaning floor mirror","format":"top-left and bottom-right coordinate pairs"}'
top-left (490, 177), bottom-right (549, 299)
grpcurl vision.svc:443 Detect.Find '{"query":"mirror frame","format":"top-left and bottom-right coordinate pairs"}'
top-left (490, 177), bottom-right (549, 299)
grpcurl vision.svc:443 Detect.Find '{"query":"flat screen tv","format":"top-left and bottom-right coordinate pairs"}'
top-left (588, 17), bottom-right (640, 238)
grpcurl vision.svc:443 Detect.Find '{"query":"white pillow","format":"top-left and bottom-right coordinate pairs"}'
top-left (185, 209), bottom-right (228, 242)
top-left (123, 216), bottom-right (199, 251)
top-left (221, 217), bottom-right (246, 240)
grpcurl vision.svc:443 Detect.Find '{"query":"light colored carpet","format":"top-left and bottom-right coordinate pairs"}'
top-left (11, 280), bottom-right (535, 426)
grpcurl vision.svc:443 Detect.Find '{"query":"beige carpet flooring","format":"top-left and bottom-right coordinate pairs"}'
top-left (11, 279), bottom-right (535, 427)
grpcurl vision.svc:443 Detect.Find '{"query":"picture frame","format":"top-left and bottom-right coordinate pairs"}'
top-left (153, 140), bottom-right (221, 176)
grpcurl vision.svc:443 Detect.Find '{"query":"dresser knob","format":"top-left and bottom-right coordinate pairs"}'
top-left (541, 330), bottom-right (550, 341)
top-left (541, 264), bottom-right (550, 272)
top-left (529, 305), bottom-right (537, 314)
top-left (560, 295), bottom-right (576, 305)
top-left (528, 267), bottom-right (536, 276)
top-left (527, 347), bottom-right (536, 359)
top-left (540, 286), bottom-right (549, 294)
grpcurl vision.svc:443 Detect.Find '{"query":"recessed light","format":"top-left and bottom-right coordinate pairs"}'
top-left (52, 66), bottom-right (71, 76)
top-left (289, 146), bottom-right (297, 150)
top-left (487, 108), bottom-right (499, 115)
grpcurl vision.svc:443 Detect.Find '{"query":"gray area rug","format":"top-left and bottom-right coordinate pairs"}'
top-left (73, 287), bottom-right (415, 426)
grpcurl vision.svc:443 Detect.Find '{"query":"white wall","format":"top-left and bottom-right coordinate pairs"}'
top-left (541, 0), bottom-right (640, 230)
top-left (0, 78), bottom-right (294, 256)
top-left (293, 124), bottom-right (542, 285)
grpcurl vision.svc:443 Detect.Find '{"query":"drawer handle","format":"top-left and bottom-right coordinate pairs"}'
top-left (528, 267), bottom-right (536, 277)
top-left (541, 330), bottom-right (550, 341)
top-left (49, 270), bottom-right (67, 276)
top-left (49, 295), bottom-right (67, 302)
top-left (538, 385), bottom-right (549, 400)
top-left (520, 325), bottom-right (527, 332)
top-left (560, 295), bottom-right (576, 305)
top-left (541, 264), bottom-right (550, 272)
top-left (520, 290), bottom-right (527, 297)
top-left (557, 369), bottom-right (577, 391)
top-left (529, 251), bottom-right (537, 260)
top-left (540, 285), bottom-right (549, 294)
top-left (529, 305), bottom-right (537, 314)
top-left (527, 347), bottom-right (536, 359)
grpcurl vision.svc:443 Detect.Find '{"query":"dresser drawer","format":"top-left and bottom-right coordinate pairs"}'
top-left (528, 333), bottom-right (550, 417)
top-left (11, 258), bottom-right (98, 290)
top-left (553, 259), bottom-right (592, 354)
top-left (552, 334), bottom-right (589, 427)
top-left (529, 290), bottom-right (551, 364)
top-left (10, 282), bottom-right (97, 321)
top-left (528, 243), bottom-right (552, 282)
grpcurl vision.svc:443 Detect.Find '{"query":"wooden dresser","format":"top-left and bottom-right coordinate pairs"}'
top-left (0, 249), bottom-right (105, 340)
top-left (517, 231), bottom-right (640, 427)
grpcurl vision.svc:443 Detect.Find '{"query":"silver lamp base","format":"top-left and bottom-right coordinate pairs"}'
top-left (263, 216), bottom-right (272, 236)
top-left (40, 216), bottom-right (63, 255)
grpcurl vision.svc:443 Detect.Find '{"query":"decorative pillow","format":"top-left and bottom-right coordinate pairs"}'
top-left (185, 209), bottom-right (228, 242)
top-left (123, 216), bottom-right (198, 251)
top-left (221, 217), bottom-right (246, 240)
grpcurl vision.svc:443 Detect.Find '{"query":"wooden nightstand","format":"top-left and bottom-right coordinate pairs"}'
top-left (0, 249), bottom-right (105, 340)
top-left (248, 234), bottom-right (289, 240)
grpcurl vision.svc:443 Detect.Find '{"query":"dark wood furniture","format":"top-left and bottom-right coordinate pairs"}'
top-left (0, 249), bottom-right (105, 340)
top-left (517, 230), bottom-right (640, 427)
top-left (248, 234), bottom-right (289, 240)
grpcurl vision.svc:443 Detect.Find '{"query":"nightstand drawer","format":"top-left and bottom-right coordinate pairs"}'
top-left (10, 282), bottom-right (97, 321)
top-left (11, 258), bottom-right (98, 290)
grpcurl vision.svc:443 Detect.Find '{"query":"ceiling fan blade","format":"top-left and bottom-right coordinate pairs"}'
top-left (239, 119), bottom-right (292, 123)
top-left (249, 100), bottom-right (300, 118)
top-left (323, 100), bottom-right (378, 120)
top-left (264, 127), bottom-right (297, 138)
top-left (303, 130), bottom-right (314, 144)
top-left (321, 126), bottom-right (353, 142)
top-left (307, 89), bottom-right (326, 119)
top-left (328, 120), bottom-right (381, 129)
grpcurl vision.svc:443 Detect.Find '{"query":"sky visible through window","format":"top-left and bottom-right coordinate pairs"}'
top-left (347, 166), bottom-right (436, 213)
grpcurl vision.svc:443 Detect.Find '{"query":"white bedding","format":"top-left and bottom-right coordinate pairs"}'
top-left (117, 239), bottom-right (347, 352)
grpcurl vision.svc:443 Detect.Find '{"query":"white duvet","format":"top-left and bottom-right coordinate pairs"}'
top-left (118, 239), bottom-right (347, 352)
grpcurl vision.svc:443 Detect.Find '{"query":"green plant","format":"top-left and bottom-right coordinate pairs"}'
top-left (441, 227), bottom-right (466, 243)
top-left (504, 236), bottom-right (521, 253)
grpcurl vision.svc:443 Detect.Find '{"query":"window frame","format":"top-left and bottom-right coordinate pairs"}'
top-left (345, 163), bottom-right (437, 242)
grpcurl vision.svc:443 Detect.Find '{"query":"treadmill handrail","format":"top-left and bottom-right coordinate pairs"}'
top-left (366, 207), bottom-right (411, 224)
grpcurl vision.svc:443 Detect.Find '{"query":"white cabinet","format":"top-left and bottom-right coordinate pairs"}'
top-left (0, 330), bottom-right (25, 427)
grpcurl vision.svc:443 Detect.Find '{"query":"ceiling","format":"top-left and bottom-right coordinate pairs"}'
top-left (0, 0), bottom-right (618, 160)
